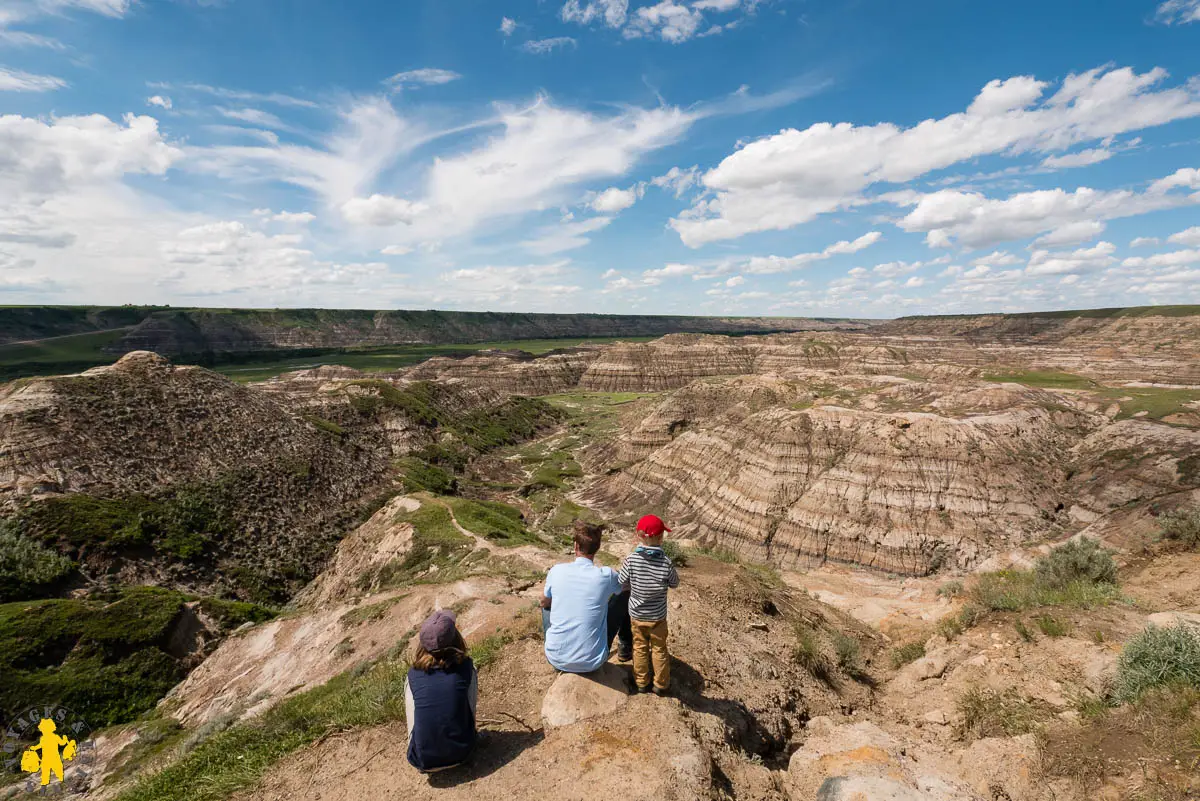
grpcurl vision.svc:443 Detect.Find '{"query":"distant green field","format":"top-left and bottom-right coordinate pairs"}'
top-left (981, 369), bottom-right (1098, 389)
top-left (0, 328), bottom-right (134, 380)
top-left (0, 336), bottom-right (656, 384)
top-left (983, 370), bottom-right (1200, 421)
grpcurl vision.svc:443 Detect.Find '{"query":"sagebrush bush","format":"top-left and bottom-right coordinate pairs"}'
top-left (890, 641), bottom-right (925, 669)
top-left (1033, 537), bottom-right (1117, 590)
top-left (1114, 623), bottom-right (1200, 702)
top-left (1159, 508), bottom-right (1200, 549)
top-left (0, 523), bottom-right (76, 601)
top-left (661, 540), bottom-right (689, 567)
top-left (956, 687), bottom-right (1043, 739)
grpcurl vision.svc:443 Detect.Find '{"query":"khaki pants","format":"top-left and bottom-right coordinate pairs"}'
top-left (631, 619), bottom-right (670, 690)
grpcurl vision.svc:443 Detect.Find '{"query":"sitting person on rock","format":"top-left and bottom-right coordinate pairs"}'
top-left (405, 610), bottom-right (477, 773)
top-left (541, 520), bottom-right (631, 672)
top-left (619, 514), bottom-right (680, 695)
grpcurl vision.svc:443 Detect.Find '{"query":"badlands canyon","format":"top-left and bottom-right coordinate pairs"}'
top-left (1, 307), bottom-right (1198, 801)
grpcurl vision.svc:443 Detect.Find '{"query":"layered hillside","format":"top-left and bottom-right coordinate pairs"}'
top-left (0, 351), bottom-right (393, 599)
top-left (106, 309), bottom-right (869, 358)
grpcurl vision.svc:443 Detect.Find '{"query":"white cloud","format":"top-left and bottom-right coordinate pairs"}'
top-left (1130, 236), bottom-right (1161, 247)
top-left (1122, 249), bottom-right (1200, 268)
top-left (725, 275), bottom-right (744, 287)
top-left (626, 1), bottom-right (704, 42)
top-left (896, 168), bottom-right (1200, 249)
top-left (1155, 0), bottom-right (1200, 24)
top-left (161, 220), bottom-right (384, 294)
top-left (217, 107), bottom-right (290, 130)
top-left (962, 264), bottom-right (991, 279)
top-left (589, 185), bottom-right (642, 213)
top-left (521, 216), bottom-right (611, 254)
top-left (160, 82), bottom-right (318, 109)
top-left (407, 96), bottom-right (693, 242)
top-left (269, 211), bottom-right (315, 225)
top-left (904, 276), bottom-right (926, 288)
top-left (672, 66), bottom-right (1200, 246)
top-left (341, 194), bottom-right (426, 226)
top-left (741, 231), bottom-right (883, 275)
top-left (1040, 148), bottom-right (1112, 169)
top-left (499, 16), bottom-right (517, 35)
top-left (693, 0), bottom-right (742, 10)
top-left (1168, 226), bottom-right (1200, 246)
top-left (381, 244), bottom-right (413, 256)
top-left (192, 96), bottom-right (416, 207)
top-left (560, 0), bottom-right (628, 28)
top-left (1024, 241), bottom-right (1117, 276)
top-left (651, 165), bottom-right (699, 197)
top-left (437, 261), bottom-right (581, 306)
top-left (970, 250), bottom-right (1022, 267)
top-left (1033, 220), bottom-right (1105, 248)
top-left (385, 68), bottom-right (462, 89)
top-left (146, 95), bottom-right (173, 110)
top-left (1150, 167), bottom-right (1200, 193)
top-left (872, 260), bottom-right (920, 278)
top-left (520, 36), bottom-right (577, 54)
top-left (0, 67), bottom-right (65, 92)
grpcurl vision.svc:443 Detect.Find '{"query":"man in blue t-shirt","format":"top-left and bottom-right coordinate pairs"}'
top-left (541, 521), bottom-right (629, 673)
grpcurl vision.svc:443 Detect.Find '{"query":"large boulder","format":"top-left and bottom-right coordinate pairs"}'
top-left (541, 662), bottom-right (632, 730)
top-left (787, 719), bottom-right (979, 801)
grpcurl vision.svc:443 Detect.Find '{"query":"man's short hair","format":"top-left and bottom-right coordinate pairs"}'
top-left (572, 520), bottom-right (604, 556)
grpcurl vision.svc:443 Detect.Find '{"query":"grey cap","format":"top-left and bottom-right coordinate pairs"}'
top-left (418, 609), bottom-right (458, 652)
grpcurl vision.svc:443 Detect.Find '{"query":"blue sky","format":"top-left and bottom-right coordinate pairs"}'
top-left (1, 0), bottom-right (1199, 316)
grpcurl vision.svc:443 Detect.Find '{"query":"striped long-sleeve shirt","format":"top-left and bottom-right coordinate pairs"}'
top-left (618, 546), bottom-right (680, 622)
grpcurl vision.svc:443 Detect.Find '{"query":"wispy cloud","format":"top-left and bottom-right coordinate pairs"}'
top-left (520, 36), bottom-right (577, 54)
top-left (0, 66), bottom-right (65, 92)
top-left (153, 82), bottom-right (320, 109)
top-left (384, 68), bottom-right (462, 89)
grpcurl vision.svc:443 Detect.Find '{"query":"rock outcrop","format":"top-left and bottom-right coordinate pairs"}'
top-left (405, 349), bottom-right (600, 395)
top-left (540, 663), bottom-right (632, 730)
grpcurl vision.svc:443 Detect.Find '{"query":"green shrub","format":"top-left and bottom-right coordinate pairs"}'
top-left (1114, 624), bottom-right (1200, 702)
top-left (1034, 614), bottom-right (1069, 637)
top-left (831, 631), bottom-right (861, 672)
top-left (793, 625), bottom-right (831, 683)
top-left (448, 498), bottom-right (535, 546)
top-left (661, 540), bottom-right (688, 567)
top-left (196, 597), bottom-right (277, 628)
top-left (890, 641), bottom-right (925, 669)
top-left (970, 568), bottom-right (1122, 612)
top-left (1034, 537), bottom-right (1117, 590)
top-left (936, 614), bottom-right (964, 640)
top-left (17, 488), bottom-right (234, 562)
top-left (1014, 619), bottom-right (1035, 642)
top-left (937, 580), bottom-right (964, 598)
top-left (1159, 508), bottom-right (1200, 549)
top-left (396, 458), bottom-right (456, 495)
top-left (0, 522), bottom-right (76, 602)
top-left (0, 587), bottom-right (189, 727)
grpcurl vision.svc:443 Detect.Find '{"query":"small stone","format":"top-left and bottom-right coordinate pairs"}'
top-left (923, 709), bottom-right (949, 726)
top-left (672, 601), bottom-right (682, 610)
top-left (748, 621), bottom-right (768, 632)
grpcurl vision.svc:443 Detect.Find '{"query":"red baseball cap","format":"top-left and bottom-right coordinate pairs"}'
top-left (636, 514), bottom-right (671, 537)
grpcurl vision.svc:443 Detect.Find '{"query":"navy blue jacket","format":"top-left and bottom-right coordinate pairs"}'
top-left (405, 658), bottom-right (477, 772)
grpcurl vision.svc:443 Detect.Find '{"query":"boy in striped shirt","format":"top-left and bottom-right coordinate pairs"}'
top-left (618, 514), bottom-right (680, 695)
